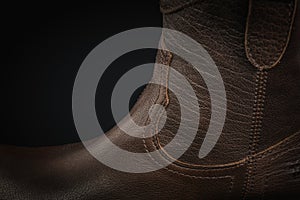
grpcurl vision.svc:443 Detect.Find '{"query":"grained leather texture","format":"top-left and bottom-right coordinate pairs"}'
top-left (0, 0), bottom-right (299, 199)
top-left (155, 0), bottom-right (257, 166)
top-left (245, 0), bottom-right (297, 69)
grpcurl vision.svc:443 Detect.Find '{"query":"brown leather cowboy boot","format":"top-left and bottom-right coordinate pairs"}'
top-left (1, 0), bottom-right (299, 199)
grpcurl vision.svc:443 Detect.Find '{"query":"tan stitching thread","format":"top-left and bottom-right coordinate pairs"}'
top-left (142, 34), bottom-right (299, 183)
top-left (256, 131), bottom-right (300, 160)
top-left (151, 51), bottom-right (246, 170)
top-left (144, 138), bottom-right (234, 181)
top-left (142, 45), bottom-right (173, 165)
top-left (148, 113), bottom-right (299, 172)
top-left (142, 49), bottom-right (166, 150)
top-left (242, 70), bottom-right (268, 199)
top-left (144, 50), bottom-right (300, 172)
top-left (245, 0), bottom-right (297, 70)
top-left (141, 48), bottom-right (233, 182)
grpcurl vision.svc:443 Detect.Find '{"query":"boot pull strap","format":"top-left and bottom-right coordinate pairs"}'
top-left (245, 0), bottom-right (298, 70)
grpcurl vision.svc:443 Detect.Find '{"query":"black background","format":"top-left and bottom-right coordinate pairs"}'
top-left (2, 2), bottom-right (162, 146)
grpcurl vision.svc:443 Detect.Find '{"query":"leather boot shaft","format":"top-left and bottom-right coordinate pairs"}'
top-left (152, 0), bottom-right (300, 166)
top-left (0, 0), bottom-right (299, 199)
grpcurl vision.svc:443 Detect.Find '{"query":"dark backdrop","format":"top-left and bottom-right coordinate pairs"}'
top-left (2, 2), bottom-right (162, 146)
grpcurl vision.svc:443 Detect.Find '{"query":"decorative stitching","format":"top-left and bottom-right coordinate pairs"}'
top-left (150, 49), bottom-right (249, 170)
top-left (242, 70), bottom-right (268, 199)
top-left (255, 130), bottom-right (300, 160)
top-left (245, 0), bottom-right (297, 70)
top-left (142, 49), bottom-right (235, 194)
top-left (143, 50), bottom-right (300, 173)
top-left (142, 28), bottom-right (299, 189)
top-left (141, 47), bottom-right (232, 184)
top-left (142, 49), bottom-right (167, 149)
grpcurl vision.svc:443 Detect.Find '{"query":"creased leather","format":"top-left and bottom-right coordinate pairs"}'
top-left (156, 0), bottom-right (256, 166)
top-left (0, 0), bottom-right (299, 199)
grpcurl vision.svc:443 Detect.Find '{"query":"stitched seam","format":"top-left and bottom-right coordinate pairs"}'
top-left (255, 130), bottom-right (300, 160)
top-left (245, 0), bottom-right (297, 70)
top-left (149, 49), bottom-right (171, 158)
top-left (162, 166), bottom-right (235, 198)
top-left (150, 51), bottom-right (246, 170)
top-left (143, 141), bottom-right (234, 181)
top-left (141, 49), bottom-right (232, 182)
top-left (146, 51), bottom-right (299, 171)
top-left (142, 49), bottom-right (235, 192)
top-left (257, 144), bottom-right (300, 199)
top-left (142, 47), bottom-right (172, 164)
top-left (257, 145), bottom-right (300, 161)
top-left (142, 49), bottom-right (164, 153)
top-left (242, 70), bottom-right (268, 199)
top-left (148, 54), bottom-right (298, 171)
top-left (149, 121), bottom-right (299, 172)
top-left (159, 129), bottom-right (300, 171)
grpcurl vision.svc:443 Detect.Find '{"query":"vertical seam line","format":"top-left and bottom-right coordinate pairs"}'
top-left (243, 70), bottom-right (268, 199)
